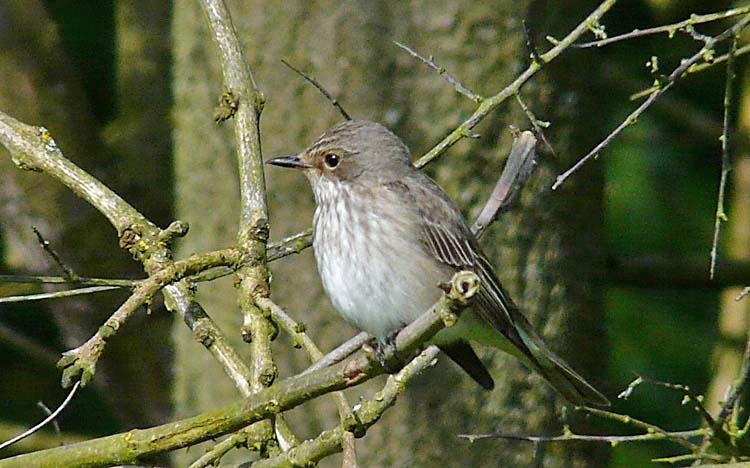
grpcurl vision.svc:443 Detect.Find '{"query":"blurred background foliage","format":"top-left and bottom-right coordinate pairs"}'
top-left (0, 0), bottom-right (748, 466)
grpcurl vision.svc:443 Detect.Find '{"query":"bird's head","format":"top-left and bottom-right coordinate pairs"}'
top-left (266, 120), bottom-right (413, 186)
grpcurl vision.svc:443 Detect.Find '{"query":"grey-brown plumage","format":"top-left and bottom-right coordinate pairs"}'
top-left (267, 120), bottom-right (608, 406)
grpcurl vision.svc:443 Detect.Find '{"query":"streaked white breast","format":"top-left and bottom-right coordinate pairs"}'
top-left (312, 177), bottom-right (445, 340)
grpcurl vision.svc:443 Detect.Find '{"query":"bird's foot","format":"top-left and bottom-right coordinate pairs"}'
top-left (372, 328), bottom-right (407, 374)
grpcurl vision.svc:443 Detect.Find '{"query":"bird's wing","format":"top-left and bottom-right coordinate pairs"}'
top-left (419, 216), bottom-right (535, 360)
top-left (385, 174), bottom-right (535, 361)
top-left (389, 172), bottom-right (610, 406)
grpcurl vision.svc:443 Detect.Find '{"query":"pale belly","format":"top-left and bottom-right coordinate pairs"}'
top-left (313, 193), bottom-right (447, 340)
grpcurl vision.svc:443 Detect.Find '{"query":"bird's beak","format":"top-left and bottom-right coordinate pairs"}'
top-left (265, 155), bottom-right (312, 169)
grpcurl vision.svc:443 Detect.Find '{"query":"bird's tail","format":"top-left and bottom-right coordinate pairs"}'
top-left (437, 315), bottom-right (609, 406)
top-left (516, 326), bottom-right (610, 407)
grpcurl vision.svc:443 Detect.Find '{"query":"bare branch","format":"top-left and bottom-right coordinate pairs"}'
top-left (57, 248), bottom-right (243, 388)
top-left (267, 229), bottom-right (313, 262)
top-left (0, 275), bottom-right (136, 288)
top-left (414, 0), bottom-right (618, 169)
top-left (0, 285), bottom-right (120, 304)
top-left (710, 36), bottom-right (738, 279)
top-left (198, 0), bottom-right (277, 450)
top-left (472, 130), bottom-right (537, 237)
top-left (0, 271), bottom-right (479, 467)
top-left (553, 14), bottom-right (750, 190)
top-left (579, 407), bottom-right (701, 452)
top-left (259, 297), bottom-right (358, 466)
top-left (249, 346), bottom-right (441, 468)
top-left (459, 429), bottom-right (704, 444)
top-left (393, 41), bottom-right (483, 103)
top-left (34, 402), bottom-right (61, 446)
top-left (303, 332), bottom-right (371, 375)
top-left (32, 227), bottom-right (77, 281)
top-left (710, 330), bottom-right (750, 445)
top-left (0, 113), bottom-right (154, 234)
top-left (514, 93), bottom-right (556, 156)
top-left (630, 43), bottom-right (750, 101)
top-left (281, 59), bottom-right (352, 120)
top-left (575, 6), bottom-right (750, 48)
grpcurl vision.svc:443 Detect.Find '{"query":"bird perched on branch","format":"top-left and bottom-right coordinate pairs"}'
top-left (268, 119), bottom-right (608, 406)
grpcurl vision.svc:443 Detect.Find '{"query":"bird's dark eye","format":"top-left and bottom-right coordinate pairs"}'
top-left (324, 153), bottom-right (340, 168)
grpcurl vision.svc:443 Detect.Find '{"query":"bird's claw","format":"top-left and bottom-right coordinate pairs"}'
top-left (373, 329), bottom-right (406, 374)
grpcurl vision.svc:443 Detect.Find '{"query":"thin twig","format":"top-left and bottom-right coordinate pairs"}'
top-left (651, 452), bottom-right (729, 464)
top-left (188, 431), bottom-right (253, 468)
top-left (575, 6), bottom-right (750, 48)
top-left (281, 59), bottom-right (351, 120)
top-left (553, 14), bottom-right (750, 190)
top-left (57, 248), bottom-right (242, 388)
top-left (459, 429), bottom-right (704, 444)
top-left (709, 329), bottom-right (750, 452)
top-left (32, 227), bottom-right (77, 281)
top-left (636, 375), bottom-right (718, 430)
top-left (393, 41), bottom-right (483, 103)
top-left (710, 35), bottom-right (738, 279)
top-left (579, 407), bottom-right (701, 452)
top-left (34, 402), bottom-right (61, 445)
top-left (303, 332), bottom-right (371, 375)
top-left (0, 107), bottom-right (264, 416)
top-left (514, 93), bottom-right (556, 157)
top-left (0, 381), bottom-right (80, 451)
top-left (414, 0), bottom-right (618, 169)
top-left (0, 275), bottom-right (136, 287)
top-left (0, 285), bottom-right (120, 304)
top-left (629, 43), bottom-right (750, 101)
top-left (267, 229), bottom-right (313, 262)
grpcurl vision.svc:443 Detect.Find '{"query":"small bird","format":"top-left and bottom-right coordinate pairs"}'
top-left (268, 120), bottom-right (608, 406)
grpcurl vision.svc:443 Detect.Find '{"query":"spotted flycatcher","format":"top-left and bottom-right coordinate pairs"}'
top-left (268, 120), bottom-right (608, 406)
